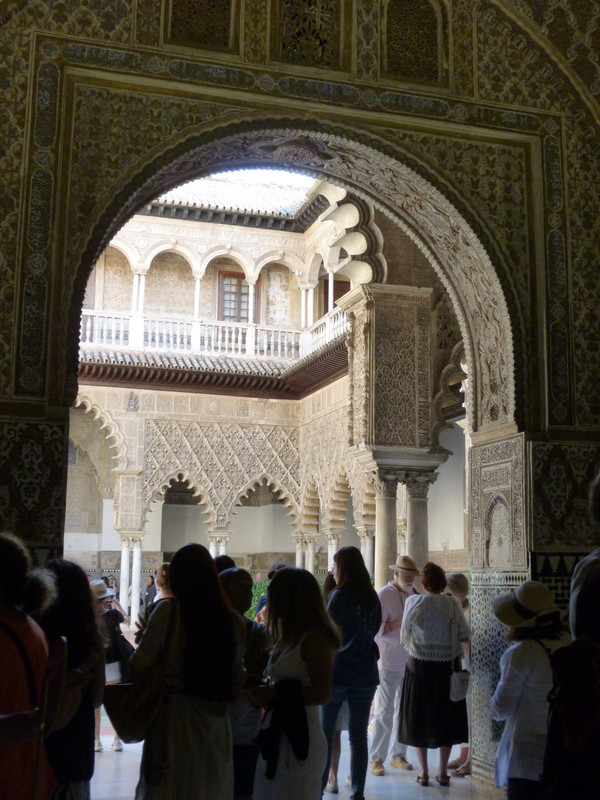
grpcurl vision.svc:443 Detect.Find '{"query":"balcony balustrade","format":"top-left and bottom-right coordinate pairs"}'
top-left (79, 307), bottom-right (348, 361)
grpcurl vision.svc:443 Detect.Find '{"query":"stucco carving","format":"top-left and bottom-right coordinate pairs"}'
top-left (471, 435), bottom-right (526, 570)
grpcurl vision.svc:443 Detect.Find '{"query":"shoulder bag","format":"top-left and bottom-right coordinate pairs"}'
top-left (103, 601), bottom-right (175, 743)
top-left (449, 599), bottom-right (470, 702)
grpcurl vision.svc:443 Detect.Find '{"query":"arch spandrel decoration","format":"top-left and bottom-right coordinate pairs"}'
top-left (143, 419), bottom-right (300, 530)
top-left (75, 124), bottom-right (515, 436)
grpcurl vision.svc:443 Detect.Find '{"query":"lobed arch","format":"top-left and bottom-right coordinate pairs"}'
top-left (141, 470), bottom-right (216, 533)
top-left (230, 473), bottom-right (300, 535)
top-left (300, 477), bottom-right (321, 537)
top-left (74, 394), bottom-right (127, 471)
top-left (71, 117), bottom-right (516, 434)
top-left (322, 470), bottom-right (353, 532)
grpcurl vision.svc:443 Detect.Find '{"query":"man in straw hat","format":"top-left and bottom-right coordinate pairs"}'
top-left (368, 555), bottom-right (420, 776)
top-left (490, 580), bottom-right (570, 800)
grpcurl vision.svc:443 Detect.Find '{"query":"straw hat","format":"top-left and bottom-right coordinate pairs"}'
top-left (493, 580), bottom-right (560, 629)
top-left (90, 579), bottom-right (109, 600)
top-left (389, 555), bottom-right (419, 573)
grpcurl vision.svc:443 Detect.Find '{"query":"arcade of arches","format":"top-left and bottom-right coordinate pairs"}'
top-left (2, 1), bottom-right (600, 788)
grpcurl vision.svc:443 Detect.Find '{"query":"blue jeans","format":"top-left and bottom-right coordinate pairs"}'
top-left (321, 685), bottom-right (377, 800)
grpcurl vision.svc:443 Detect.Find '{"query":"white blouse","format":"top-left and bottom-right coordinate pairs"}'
top-left (400, 593), bottom-right (470, 662)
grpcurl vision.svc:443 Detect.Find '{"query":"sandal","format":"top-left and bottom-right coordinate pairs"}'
top-left (416, 774), bottom-right (429, 786)
top-left (436, 774), bottom-right (450, 787)
top-left (452, 764), bottom-right (470, 777)
top-left (447, 759), bottom-right (462, 770)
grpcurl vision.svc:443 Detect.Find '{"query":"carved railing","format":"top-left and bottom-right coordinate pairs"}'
top-left (80, 308), bottom-right (347, 361)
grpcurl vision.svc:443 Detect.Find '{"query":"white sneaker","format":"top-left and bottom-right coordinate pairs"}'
top-left (94, 739), bottom-right (103, 752)
top-left (111, 738), bottom-right (123, 751)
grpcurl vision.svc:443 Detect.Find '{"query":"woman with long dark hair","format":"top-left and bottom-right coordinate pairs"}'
top-left (38, 559), bottom-right (105, 800)
top-left (131, 543), bottom-right (239, 800)
top-left (252, 568), bottom-right (340, 800)
top-left (321, 546), bottom-right (381, 800)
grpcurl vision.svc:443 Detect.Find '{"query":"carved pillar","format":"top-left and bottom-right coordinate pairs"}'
top-left (403, 472), bottom-right (437, 570)
top-left (130, 536), bottom-right (143, 626)
top-left (374, 475), bottom-right (399, 589)
top-left (356, 525), bottom-right (375, 574)
top-left (339, 284), bottom-right (447, 587)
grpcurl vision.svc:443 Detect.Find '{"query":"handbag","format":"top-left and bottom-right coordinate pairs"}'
top-left (449, 600), bottom-right (470, 702)
top-left (103, 601), bottom-right (175, 743)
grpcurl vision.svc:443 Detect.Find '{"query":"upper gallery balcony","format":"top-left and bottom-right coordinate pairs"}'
top-left (77, 169), bottom-right (382, 395)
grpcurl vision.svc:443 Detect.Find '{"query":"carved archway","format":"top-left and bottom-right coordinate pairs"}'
top-left (231, 473), bottom-right (300, 535)
top-left (72, 120), bottom-right (516, 436)
top-left (143, 469), bottom-right (216, 532)
top-left (74, 394), bottom-right (127, 471)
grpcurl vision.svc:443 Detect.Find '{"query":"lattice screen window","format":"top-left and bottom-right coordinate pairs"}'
top-left (271, 0), bottom-right (351, 71)
top-left (383, 0), bottom-right (447, 85)
top-left (167, 0), bottom-right (239, 52)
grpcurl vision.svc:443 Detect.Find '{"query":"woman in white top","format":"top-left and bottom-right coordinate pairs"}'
top-left (251, 568), bottom-right (340, 800)
top-left (399, 562), bottom-right (470, 787)
top-left (490, 580), bottom-right (570, 800)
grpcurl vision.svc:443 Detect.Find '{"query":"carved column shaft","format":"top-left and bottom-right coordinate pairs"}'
top-left (118, 535), bottom-right (131, 614)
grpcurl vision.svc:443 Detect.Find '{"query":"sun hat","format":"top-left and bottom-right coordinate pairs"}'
top-left (267, 561), bottom-right (288, 580)
top-left (493, 580), bottom-right (560, 629)
top-left (90, 579), bottom-right (109, 600)
top-left (389, 555), bottom-right (419, 573)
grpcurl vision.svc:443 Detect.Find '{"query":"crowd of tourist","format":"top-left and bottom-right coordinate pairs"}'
top-left (1, 469), bottom-right (600, 800)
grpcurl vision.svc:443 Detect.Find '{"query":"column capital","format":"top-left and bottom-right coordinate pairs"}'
top-left (402, 471), bottom-right (438, 499)
top-left (373, 473), bottom-right (399, 498)
top-left (118, 531), bottom-right (144, 546)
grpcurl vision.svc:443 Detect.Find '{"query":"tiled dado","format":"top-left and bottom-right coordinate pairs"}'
top-left (470, 570), bottom-right (527, 783)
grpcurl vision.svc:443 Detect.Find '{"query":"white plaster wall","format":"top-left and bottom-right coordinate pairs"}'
top-left (428, 422), bottom-right (466, 552)
top-left (143, 500), bottom-right (163, 550)
top-left (63, 532), bottom-right (103, 555)
top-left (161, 504), bottom-right (208, 552)
top-left (100, 499), bottom-right (122, 550)
top-left (229, 504), bottom-right (294, 553)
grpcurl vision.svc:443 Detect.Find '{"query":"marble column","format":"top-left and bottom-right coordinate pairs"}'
top-left (130, 536), bottom-right (143, 627)
top-left (308, 286), bottom-right (315, 326)
top-left (374, 475), bottom-right (399, 590)
top-left (328, 271), bottom-right (334, 312)
top-left (118, 536), bottom-right (131, 614)
top-left (304, 538), bottom-right (316, 575)
top-left (300, 288), bottom-right (307, 329)
top-left (324, 531), bottom-right (341, 571)
top-left (294, 536), bottom-right (304, 568)
top-left (356, 525), bottom-right (375, 574)
top-left (404, 472), bottom-right (437, 570)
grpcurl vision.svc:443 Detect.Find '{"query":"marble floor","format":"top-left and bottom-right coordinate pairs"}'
top-left (91, 711), bottom-right (501, 800)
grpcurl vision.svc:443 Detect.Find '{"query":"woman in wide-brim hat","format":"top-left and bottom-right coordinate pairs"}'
top-left (490, 580), bottom-right (570, 800)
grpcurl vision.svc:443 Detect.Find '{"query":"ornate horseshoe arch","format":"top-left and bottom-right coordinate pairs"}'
top-left (74, 118), bottom-right (516, 435)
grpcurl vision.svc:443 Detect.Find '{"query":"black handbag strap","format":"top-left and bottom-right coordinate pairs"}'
top-left (0, 618), bottom-right (38, 707)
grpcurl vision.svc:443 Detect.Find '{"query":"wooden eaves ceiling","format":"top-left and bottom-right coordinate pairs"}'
top-left (78, 338), bottom-right (348, 399)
